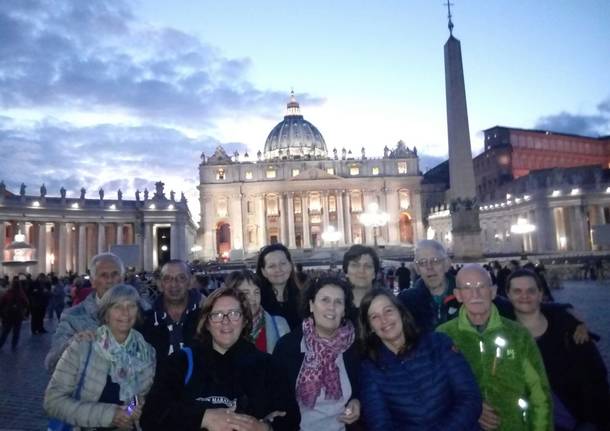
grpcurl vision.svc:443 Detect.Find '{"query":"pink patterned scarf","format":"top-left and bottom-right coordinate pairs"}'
top-left (296, 317), bottom-right (355, 409)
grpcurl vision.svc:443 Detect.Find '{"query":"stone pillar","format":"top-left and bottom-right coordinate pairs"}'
top-left (230, 193), bottom-right (244, 251)
top-left (343, 191), bottom-right (352, 244)
top-left (170, 223), bottom-right (178, 259)
top-left (411, 190), bottom-right (425, 244)
top-left (241, 193), bottom-right (249, 252)
top-left (279, 193), bottom-right (288, 245)
top-left (78, 224), bottom-right (87, 274)
top-left (336, 191), bottom-right (346, 246)
top-left (97, 223), bottom-right (106, 254)
top-left (57, 222), bottom-right (67, 276)
top-left (571, 206), bottom-right (588, 251)
top-left (534, 205), bottom-right (555, 253)
top-left (287, 192), bottom-right (296, 249)
top-left (116, 223), bottom-right (124, 245)
top-left (202, 195), bottom-right (217, 259)
top-left (143, 222), bottom-right (154, 272)
top-left (256, 194), bottom-right (267, 248)
top-left (597, 205), bottom-right (606, 225)
top-left (362, 191), bottom-right (374, 245)
top-left (302, 194), bottom-right (311, 248)
top-left (321, 192), bottom-right (330, 245)
top-left (37, 222), bottom-right (47, 274)
top-left (0, 222), bottom-right (5, 264)
top-left (386, 188), bottom-right (400, 244)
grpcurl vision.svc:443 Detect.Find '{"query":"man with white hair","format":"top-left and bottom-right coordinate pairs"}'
top-left (45, 252), bottom-right (124, 371)
top-left (438, 264), bottom-right (552, 431)
top-left (398, 240), bottom-right (461, 332)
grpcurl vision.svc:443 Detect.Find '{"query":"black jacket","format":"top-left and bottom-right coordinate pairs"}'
top-left (272, 327), bottom-right (361, 427)
top-left (138, 289), bottom-right (201, 369)
top-left (141, 337), bottom-right (296, 431)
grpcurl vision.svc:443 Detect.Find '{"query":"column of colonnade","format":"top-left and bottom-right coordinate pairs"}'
top-left (287, 192), bottom-right (296, 249)
top-left (336, 190), bottom-right (346, 246)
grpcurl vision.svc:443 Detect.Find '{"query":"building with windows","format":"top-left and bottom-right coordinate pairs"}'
top-left (474, 126), bottom-right (610, 201)
top-left (196, 93), bottom-right (424, 261)
top-left (0, 181), bottom-right (196, 275)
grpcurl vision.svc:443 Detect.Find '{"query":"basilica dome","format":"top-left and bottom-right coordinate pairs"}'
top-left (263, 92), bottom-right (327, 160)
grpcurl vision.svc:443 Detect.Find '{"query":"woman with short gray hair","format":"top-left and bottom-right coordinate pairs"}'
top-left (44, 284), bottom-right (156, 430)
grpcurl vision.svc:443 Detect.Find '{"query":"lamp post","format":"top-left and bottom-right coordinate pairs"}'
top-left (510, 218), bottom-right (536, 260)
top-left (358, 202), bottom-right (390, 247)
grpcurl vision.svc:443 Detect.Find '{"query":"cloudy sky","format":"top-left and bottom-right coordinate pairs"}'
top-left (1, 0), bottom-right (609, 221)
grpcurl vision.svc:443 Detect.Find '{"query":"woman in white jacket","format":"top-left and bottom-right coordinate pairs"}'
top-left (44, 284), bottom-right (156, 430)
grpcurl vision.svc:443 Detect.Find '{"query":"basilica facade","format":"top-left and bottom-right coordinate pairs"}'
top-left (196, 94), bottom-right (424, 261)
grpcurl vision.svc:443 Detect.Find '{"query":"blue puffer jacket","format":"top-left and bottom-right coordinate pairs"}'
top-left (360, 332), bottom-right (481, 431)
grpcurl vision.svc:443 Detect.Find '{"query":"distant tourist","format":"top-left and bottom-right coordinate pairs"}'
top-left (0, 276), bottom-right (30, 351)
top-left (395, 261), bottom-right (411, 291)
top-left (342, 244), bottom-right (380, 306)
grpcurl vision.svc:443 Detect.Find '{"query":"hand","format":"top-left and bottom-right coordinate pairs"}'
top-left (338, 399), bottom-right (361, 424)
top-left (261, 410), bottom-right (286, 423)
top-left (127, 403), bottom-right (143, 421)
top-left (572, 323), bottom-right (590, 344)
top-left (112, 406), bottom-right (135, 429)
top-left (479, 401), bottom-right (500, 430)
top-left (74, 330), bottom-right (96, 342)
top-left (201, 409), bottom-right (265, 431)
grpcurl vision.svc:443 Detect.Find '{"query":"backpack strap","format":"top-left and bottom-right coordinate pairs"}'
top-left (181, 346), bottom-right (194, 385)
top-left (74, 342), bottom-right (93, 400)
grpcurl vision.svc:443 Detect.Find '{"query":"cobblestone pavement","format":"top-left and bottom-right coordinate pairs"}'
top-left (0, 280), bottom-right (608, 430)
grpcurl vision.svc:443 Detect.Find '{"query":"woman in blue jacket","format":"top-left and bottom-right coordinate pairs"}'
top-left (359, 288), bottom-right (481, 431)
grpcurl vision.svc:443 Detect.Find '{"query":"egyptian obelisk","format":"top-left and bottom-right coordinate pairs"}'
top-left (444, 3), bottom-right (483, 259)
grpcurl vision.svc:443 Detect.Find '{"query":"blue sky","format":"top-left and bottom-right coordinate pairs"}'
top-left (1, 0), bottom-right (608, 217)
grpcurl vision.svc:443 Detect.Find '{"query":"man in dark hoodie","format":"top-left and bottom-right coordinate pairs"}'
top-left (139, 260), bottom-right (202, 368)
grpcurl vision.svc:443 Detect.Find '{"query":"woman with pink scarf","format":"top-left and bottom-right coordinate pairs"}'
top-left (273, 275), bottom-right (362, 431)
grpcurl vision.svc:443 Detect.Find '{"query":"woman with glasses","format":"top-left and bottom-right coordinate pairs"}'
top-left (256, 243), bottom-right (302, 329)
top-left (141, 285), bottom-right (296, 430)
top-left (273, 275), bottom-right (362, 431)
top-left (225, 269), bottom-right (290, 353)
top-left (359, 287), bottom-right (481, 430)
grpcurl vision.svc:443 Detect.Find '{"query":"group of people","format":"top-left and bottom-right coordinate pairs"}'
top-left (37, 240), bottom-right (609, 430)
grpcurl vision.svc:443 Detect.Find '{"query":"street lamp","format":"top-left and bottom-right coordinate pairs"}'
top-left (358, 202), bottom-right (390, 247)
top-left (510, 218), bottom-right (536, 260)
top-left (321, 225), bottom-right (343, 247)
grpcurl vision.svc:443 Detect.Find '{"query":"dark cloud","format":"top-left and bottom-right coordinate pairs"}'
top-left (534, 112), bottom-right (608, 137)
top-left (534, 95), bottom-right (610, 137)
top-left (0, 0), bottom-right (324, 125)
top-left (419, 154), bottom-right (446, 173)
top-left (0, 119), bottom-right (247, 201)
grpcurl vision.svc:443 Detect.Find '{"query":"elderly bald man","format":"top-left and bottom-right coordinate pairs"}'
top-left (437, 264), bottom-right (552, 431)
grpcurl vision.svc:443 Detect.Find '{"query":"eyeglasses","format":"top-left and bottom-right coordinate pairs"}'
top-left (209, 310), bottom-right (242, 323)
top-left (457, 283), bottom-right (491, 293)
top-left (414, 257), bottom-right (445, 267)
top-left (161, 274), bottom-right (189, 284)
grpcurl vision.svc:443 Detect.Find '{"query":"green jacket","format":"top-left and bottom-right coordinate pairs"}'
top-left (438, 305), bottom-right (553, 431)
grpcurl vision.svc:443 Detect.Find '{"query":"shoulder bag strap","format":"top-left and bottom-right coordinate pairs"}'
top-left (73, 341), bottom-right (93, 400)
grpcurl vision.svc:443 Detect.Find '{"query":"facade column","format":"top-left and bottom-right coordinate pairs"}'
top-left (571, 206), bottom-right (588, 251)
top-left (202, 195), bottom-right (217, 259)
top-left (336, 191), bottom-right (346, 246)
top-left (302, 193), bottom-right (311, 248)
top-left (386, 188), bottom-right (400, 244)
top-left (287, 192), bottom-right (296, 249)
top-left (256, 194), bottom-right (267, 248)
top-left (362, 191), bottom-right (374, 245)
top-left (78, 224), bottom-right (87, 274)
top-left (279, 193), bottom-right (288, 245)
top-left (143, 222), bottom-right (154, 272)
top-left (57, 222), bottom-right (67, 276)
top-left (597, 205), bottom-right (606, 225)
top-left (534, 204), bottom-right (556, 253)
top-left (321, 192), bottom-right (330, 245)
top-left (116, 223), bottom-right (124, 245)
top-left (0, 222), bottom-right (5, 264)
top-left (230, 193), bottom-right (244, 252)
top-left (37, 222), bottom-right (47, 274)
top-left (97, 223), bottom-right (106, 254)
top-left (170, 223), bottom-right (178, 259)
top-left (411, 190), bottom-right (425, 244)
top-left (342, 191), bottom-right (352, 244)
top-left (241, 193), bottom-right (249, 252)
